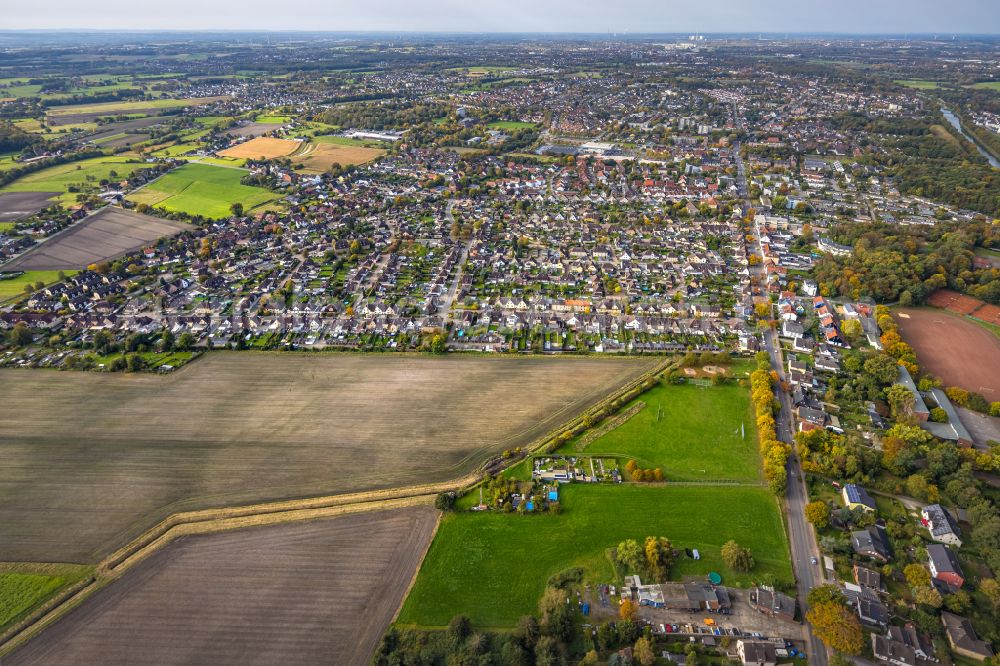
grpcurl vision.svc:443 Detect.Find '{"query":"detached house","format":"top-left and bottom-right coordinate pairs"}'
top-left (927, 544), bottom-right (964, 589)
top-left (921, 504), bottom-right (962, 547)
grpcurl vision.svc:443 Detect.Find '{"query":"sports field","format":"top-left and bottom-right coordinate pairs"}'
top-left (293, 142), bottom-right (385, 173)
top-left (217, 136), bottom-right (301, 159)
top-left (5, 508), bottom-right (437, 666)
top-left (896, 307), bottom-right (1000, 402)
top-left (127, 163), bottom-right (280, 218)
top-left (0, 353), bottom-right (654, 562)
top-left (0, 156), bottom-right (148, 205)
top-left (397, 484), bottom-right (792, 629)
top-left (559, 381), bottom-right (759, 482)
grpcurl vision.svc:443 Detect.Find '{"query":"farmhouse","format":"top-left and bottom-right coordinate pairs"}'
top-left (921, 504), bottom-right (962, 547)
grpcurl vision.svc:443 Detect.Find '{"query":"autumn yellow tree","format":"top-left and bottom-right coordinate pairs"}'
top-left (804, 501), bottom-right (829, 529)
top-left (634, 637), bottom-right (655, 666)
top-left (619, 598), bottom-right (638, 622)
top-left (806, 602), bottom-right (863, 654)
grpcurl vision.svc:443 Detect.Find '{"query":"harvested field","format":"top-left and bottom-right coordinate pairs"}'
top-left (0, 192), bottom-right (58, 222)
top-left (218, 136), bottom-right (301, 159)
top-left (225, 122), bottom-right (280, 138)
top-left (0, 208), bottom-right (187, 272)
top-left (293, 142), bottom-right (385, 173)
top-left (6, 507), bottom-right (438, 666)
top-left (84, 117), bottom-right (167, 144)
top-left (896, 307), bottom-right (1000, 401)
top-left (0, 353), bottom-right (654, 562)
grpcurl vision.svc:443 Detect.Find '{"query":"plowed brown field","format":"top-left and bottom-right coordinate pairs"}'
top-left (5, 507), bottom-right (438, 666)
top-left (0, 352), bottom-right (654, 562)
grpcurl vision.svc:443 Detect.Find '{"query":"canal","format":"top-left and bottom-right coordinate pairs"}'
top-left (940, 106), bottom-right (1000, 168)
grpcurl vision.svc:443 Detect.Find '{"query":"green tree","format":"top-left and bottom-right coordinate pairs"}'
top-left (176, 332), bottom-right (196, 350)
top-left (864, 354), bottom-right (899, 386)
top-left (230, 202), bottom-right (244, 217)
top-left (807, 584), bottom-right (846, 607)
top-left (8, 322), bottom-right (32, 346)
top-left (616, 539), bottom-right (643, 572)
top-left (721, 540), bottom-right (754, 572)
top-left (634, 637), bottom-right (655, 666)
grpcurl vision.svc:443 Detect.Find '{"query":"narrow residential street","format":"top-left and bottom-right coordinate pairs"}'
top-left (441, 198), bottom-right (472, 324)
top-left (734, 139), bottom-right (829, 666)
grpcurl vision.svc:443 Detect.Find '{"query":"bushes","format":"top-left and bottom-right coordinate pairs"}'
top-left (624, 460), bottom-right (664, 482)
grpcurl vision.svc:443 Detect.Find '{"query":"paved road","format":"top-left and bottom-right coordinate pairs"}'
top-left (733, 139), bottom-right (828, 666)
top-left (441, 199), bottom-right (472, 324)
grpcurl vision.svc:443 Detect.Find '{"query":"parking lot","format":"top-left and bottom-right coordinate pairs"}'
top-left (640, 589), bottom-right (806, 642)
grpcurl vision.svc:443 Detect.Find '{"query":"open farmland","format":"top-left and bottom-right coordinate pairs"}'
top-left (45, 96), bottom-right (227, 126)
top-left (293, 142), bottom-right (385, 173)
top-left (127, 162), bottom-right (280, 218)
top-left (6, 508), bottom-right (438, 666)
top-left (0, 208), bottom-right (188, 272)
top-left (558, 379), bottom-right (759, 482)
top-left (896, 307), bottom-right (1000, 401)
top-left (397, 484), bottom-right (792, 629)
top-left (1, 156), bottom-right (148, 205)
top-left (0, 192), bottom-right (58, 222)
top-left (0, 353), bottom-right (654, 562)
top-left (218, 136), bottom-right (301, 159)
top-left (225, 122), bottom-right (281, 138)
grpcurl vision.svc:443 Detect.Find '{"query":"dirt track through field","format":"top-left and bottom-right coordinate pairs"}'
top-left (0, 352), bottom-right (654, 562)
top-left (5, 507), bottom-right (438, 666)
top-left (897, 307), bottom-right (1000, 401)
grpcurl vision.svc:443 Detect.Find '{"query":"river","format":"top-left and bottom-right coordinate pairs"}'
top-left (940, 106), bottom-right (1000, 168)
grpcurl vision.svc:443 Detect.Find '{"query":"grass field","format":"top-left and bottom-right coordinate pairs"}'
top-left (127, 162), bottom-right (279, 218)
top-left (0, 156), bottom-right (147, 204)
top-left (397, 484), bottom-right (792, 629)
top-left (255, 114), bottom-right (292, 124)
top-left (0, 353), bottom-right (655, 562)
top-left (487, 120), bottom-right (537, 130)
top-left (969, 81), bottom-right (1000, 91)
top-left (558, 381), bottom-right (759, 482)
top-left (6, 508), bottom-right (436, 666)
top-left (895, 79), bottom-right (943, 89)
top-left (0, 271), bottom-right (75, 303)
top-left (0, 573), bottom-right (69, 630)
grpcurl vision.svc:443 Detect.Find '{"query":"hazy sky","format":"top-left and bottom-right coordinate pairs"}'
top-left (5, 0), bottom-right (999, 34)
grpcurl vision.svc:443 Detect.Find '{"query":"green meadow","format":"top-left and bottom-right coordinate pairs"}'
top-left (398, 484), bottom-right (792, 629)
top-left (558, 380), bottom-right (760, 482)
top-left (127, 162), bottom-right (279, 218)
